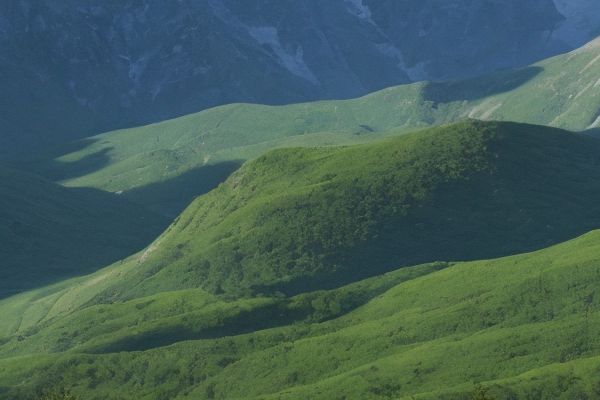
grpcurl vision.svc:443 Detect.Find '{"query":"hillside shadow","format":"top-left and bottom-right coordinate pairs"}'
top-left (18, 137), bottom-right (113, 182)
top-left (583, 127), bottom-right (600, 138)
top-left (122, 161), bottom-right (244, 217)
top-left (422, 66), bottom-right (543, 104)
top-left (0, 160), bottom-right (241, 300)
top-left (50, 147), bottom-right (113, 181)
top-left (0, 185), bottom-right (169, 300)
top-left (88, 301), bottom-right (310, 353)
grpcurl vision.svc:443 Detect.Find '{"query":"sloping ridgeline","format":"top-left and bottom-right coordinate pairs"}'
top-left (3, 121), bottom-right (600, 399)
top-left (33, 120), bottom-right (600, 303)
top-left (32, 36), bottom-right (600, 217)
top-left (3, 196), bottom-right (600, 399)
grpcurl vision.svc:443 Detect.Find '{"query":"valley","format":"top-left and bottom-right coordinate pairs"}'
top-left (1, 4), bottom-right (600, 399)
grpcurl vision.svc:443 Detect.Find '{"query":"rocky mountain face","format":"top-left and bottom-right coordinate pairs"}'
top-left (0, 0), bottom-right (598, 157)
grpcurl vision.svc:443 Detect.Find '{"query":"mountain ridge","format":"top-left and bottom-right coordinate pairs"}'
top-left (2, 220), bottom-right (600, 399)
top-left (3, 121), bottom-right (600, 399)
top-left (30, 36), bottom-right (600, 216)
top-left (15, 120), bottom-right (600, 306)
top-left (2, 0), bottom-right (599, 157)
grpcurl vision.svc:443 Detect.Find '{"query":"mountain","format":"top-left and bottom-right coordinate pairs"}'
top-left (3, 123), bottom-right (600, 397)
top-left (13, 120), bottom-right (600, 304)
top-left (33, 37), bottom-right (600, 216)
top-left (0, 166), bottom-right (168, 298)
top-left (2, 0), bottom-right (599, 157)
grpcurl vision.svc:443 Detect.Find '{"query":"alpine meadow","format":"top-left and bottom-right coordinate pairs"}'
top-left (1, 1), bottom-right (600, 400)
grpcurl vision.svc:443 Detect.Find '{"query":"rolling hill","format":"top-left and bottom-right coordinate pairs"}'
top-left (2, 203), bottom-right (600, 399)
top-left (3, 121), bottom-right (600, 399)
top-left (30, 37), bottom-right (600, 216)
top-left (3, 4), bottom-right (600, 400)
top-left (0, 167), bottom-right (168, 298)
top-left (2, 121), bottom-right (600, 327)
top-left (21, 120), bottom-right (600, 303)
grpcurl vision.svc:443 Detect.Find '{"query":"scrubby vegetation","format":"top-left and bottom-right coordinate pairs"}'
top-left (38, 389), bottom-right (78, 400)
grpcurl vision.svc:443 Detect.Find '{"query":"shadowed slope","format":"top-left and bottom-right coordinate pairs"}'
top-left (30, 37), bottom-right (600, 217)
top-left (0, 167), bottom-right (168, 297)
top-left (2, 227), bottom-right (600, 399)
top-left (13, 120), bottom-right (600, 310)
top-left (86, 120), bottom-right (600, 300)
top-left (3, 121), bottom-right (600, 398)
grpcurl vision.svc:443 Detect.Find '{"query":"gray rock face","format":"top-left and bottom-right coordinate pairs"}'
top-left (0, 0), bottom-right (598, 156)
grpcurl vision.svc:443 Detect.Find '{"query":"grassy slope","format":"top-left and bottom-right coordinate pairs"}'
top-left (1, 230), bottom-right (600, 399)
top-left (22, 120), bottom-right (600, 303)
top-left (29, 37), bottom-right (600, 215)
top-left (2, 121), bottom-right (600, 399)
top-left (0, 167), bottom-right (168, 297)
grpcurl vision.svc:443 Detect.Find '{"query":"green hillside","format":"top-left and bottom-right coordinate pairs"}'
top-left (3, 121), bottom-right (600, 398)
top-left (29, 37), bottom-right (600, 215)
top-left (0, 167), bottom-right (168, 298)
top-left (2, 225), bottom-right (600, 399)
top-left (23, 120), bottom-right (600, 303)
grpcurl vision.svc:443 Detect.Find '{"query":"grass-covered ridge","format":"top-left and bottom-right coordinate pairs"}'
top-left (0, 167), bottom-right (168, 298)
top-left (2, 229), bottom-right (600, 399)
top-left (5, 120), bottom-right (600, 312)
top-left (4, 121), bottom-right (600, 398)
top-left (45, 120), bottom-right (600, 301)
top-left (31, 37), bottom-right (600, 215)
